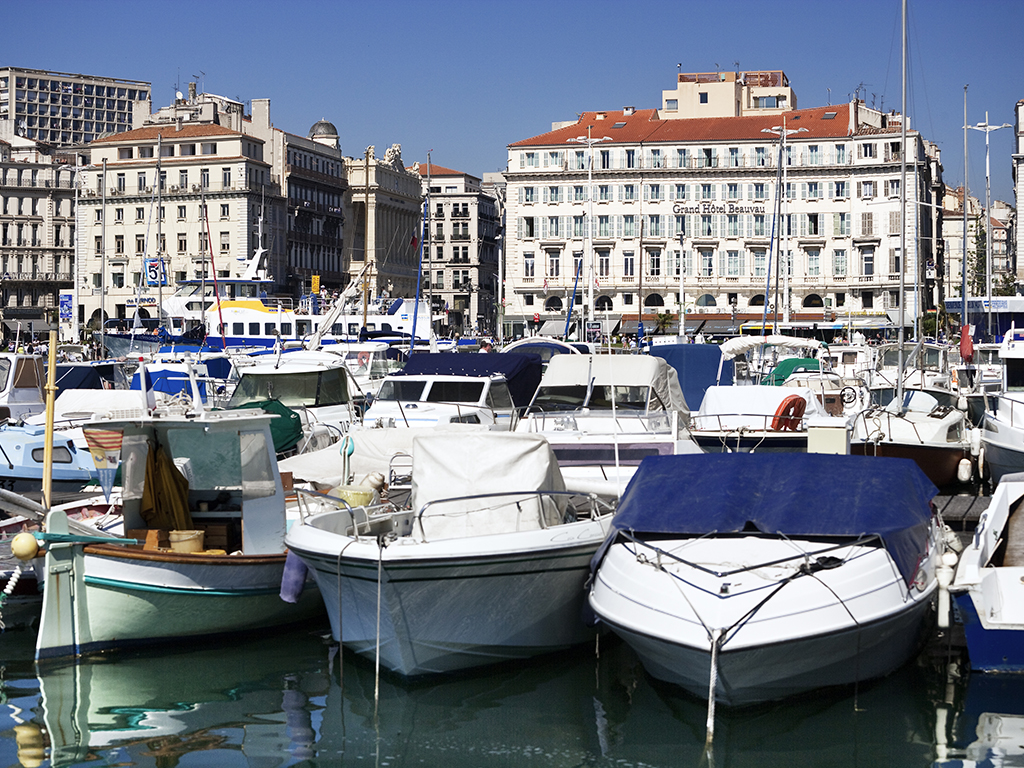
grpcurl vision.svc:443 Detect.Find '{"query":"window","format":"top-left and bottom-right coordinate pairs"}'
top-left (700, 215), bottom-right (713, 237)
top-left (572, 252), bottom-right (583, 277)
top-left (727, 215), bottom-right (739, 237)
top-left (701, 183), bottom-right (713, 200)
top-left (623, 293), bottom-right (633, 305)
top-left (547, 185), bottom-right (561, 202)
top-left (727, 183), bottom-right (739, 200)
top-left (699, 92), bottom-right (708, 104)
top-left (754, 214), bottom-right (765, 237)
top-left (598, 185), bottom-right (610, 201)
top-left (114, 207), bottom-right (124, 222)
top-left (861, 212), bottom-right (874, 236)
top-left (598, 251), bottom-right (610, 277)
top-left (889, 211), bottom-right (901, 235)
top-left (701, 148), bottom-right (715, 168)
top-left (178, 233), bottom-right (187, 253)
top-left (753, 182), bottom-right (766, 199)
top-left (649, 249), bottom-right (661, 276)
top-left (179, 170), bottom-right (188, 188)
top-left (700, 249), bottom-right (714, 276)
top-left (114, 234), bottom-right (124, 254)
top-left (600, 150), bottom-right (610, 169)
top-left (887, 179), bottom-right (900, 197)
top-left (676, 148), bottom-right (690, 168)
top-left (862, 291), bottom-right (874, 309)
top-left (807, 181), bottom-right (820, 199)
top-left (648, 183), bottom-right (661, 201)
top-left (862, 247), bottom-right (875, 276)
top-left (666, 99), bottom-right (678, 111)
top-left (625, 149), bottom-right (636, 168)
top-left (220, 231), bottom-right (230, 253)
top-left (859, 180), bottom-right (875, 198)
top-left (547, 251), bottom-right (560, 278)
top-left (135, 234), bottom-right (145, 254)
top-left (674, 184), bottom-right (687, 200)
top-left (572, 151), bottom-right (585, 170)
top-left (112, 272), bottom-right (124, 288)
top-left (201, 142), bottom-right (217, 155)
top-left (861, 143), bottom-right (875, 159)
top-left (200, 168), bottom-right (209, 189)
top-left (650, 149), bottom-right (662, 168)
top-left (728, 148), bottom-right (739, 167)
top-left (836, 144), bottom-right (847, 164)
top-left (807, 248), bottom-right (820, 276)
top-left (116, 172), bottom-right (126, 191)
top-left (623, 184), bottom-right (636, 201)
top-left (435, 271), bottom-right (444, 289)
top-left (753, 250), bottom-right (767, 277)
top-left (834, 212), bottom-right (850, 236)
top-left (523, 253), bottom-right (534, 277)
top-left (727, 250), bottom-right (743, 276)
top-left (522, 216), bottom-right (535, 238)
top-left (834, 180), bottom-right (848, 198)
top-left (647, 215), bottom-right (661, 237)
top-left (524, 294), bottom-right (534, 306)
top-left (222, 168), bottom-right (231, 188)
top-left (547, 216), bottom-right (559, 237)
top-left (177, 205), bottom-right (186, 220)
top-left (623, 252), bottom-right (635, 277)
top-left (137, 172), bottom-right (147, 190)
top-left (807, 213), bottom-right (819, 236)
top-left (573, 216), bottom-right (585, 237)
top-left (675, 214), bottom-right (686, 236)
top-left (547, 150), bottom-right (562, 167)
top-left (135, 207), bottom-right (145, 221)
top-left (808, 145), bottom-right (819, 165)
top-left (598, 215), bottom-right (610, 237)
top-left (755, 147), bottom-right (767, 167)
top-left (220, 204), bottom-right (229, 219)
top-left (524, 152), bottom-right (538, 168)
top-left (574, 185), bottom-right (585, 202)
top-left (623, 215), bottom-right (636, 237)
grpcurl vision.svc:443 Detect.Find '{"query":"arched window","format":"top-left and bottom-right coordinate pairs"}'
top-left (595, 295), bottom-right (613, 311)
top-left (748, 294), bottom-right (766, 306)
top-left (696, 294), bottom-right (717, 307)
top-left (643, 293), bottom-right (665, 307)
top-left (802, 293), bottom-right (824, 308)
top-left (544, 296), bottom-right (563, 312)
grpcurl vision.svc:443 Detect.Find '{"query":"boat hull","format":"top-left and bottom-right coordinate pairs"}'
top-left (692, 432), bottom-right (808, 453)
top-left (291, 524), bottom-right (605, 676)
top-left (600, 598), bottom-right (932, 706)
top-left (954, 591), bottom-right (1024, 671)
top-left (37, 544), bottom-right (323, 658)
top-left (850, 441), bottom-right (966, 487)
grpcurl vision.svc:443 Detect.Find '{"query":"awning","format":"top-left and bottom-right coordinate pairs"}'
top-left (538, 319), bottom-right (573, 336)
top-left (620, 318), bottom-right (741, 336)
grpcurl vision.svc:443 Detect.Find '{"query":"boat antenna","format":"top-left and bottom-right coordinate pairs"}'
top-left (896, 0), bottom-right (907, 411)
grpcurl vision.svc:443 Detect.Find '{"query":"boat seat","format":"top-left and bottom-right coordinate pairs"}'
top-left (1004, 499), bottom-right (1024, 567)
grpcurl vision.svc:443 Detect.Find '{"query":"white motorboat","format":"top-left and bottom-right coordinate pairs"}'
top-left (31, 404), bottom-right (324, 660)
top-left (949, 471), bottom-right (1024, 671)
top-left (588, 452), bottom-right (942, 707)
top-left (515, 353), bottom-right (699, 484)
top-left (361, 353), bottom-right (540, 430)
top-left (850, 388), bottom-right (977, 487)
top-left (690, 385), bottom-right (830, 453)
top-left (285, 431), bottom-right (615, 676)
top-left (979, 325), bottom-right (1024, 483)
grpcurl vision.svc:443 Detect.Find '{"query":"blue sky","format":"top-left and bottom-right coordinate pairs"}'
top-left (7, 0), bottom-right (1021, 202)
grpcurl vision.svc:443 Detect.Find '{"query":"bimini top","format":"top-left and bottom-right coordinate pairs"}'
top-left (534, 354), bottom-right (687, 413)
top-left (596, 453), bottom-right (937, 586)
top-left (392, 352), bottom-right (542, 407)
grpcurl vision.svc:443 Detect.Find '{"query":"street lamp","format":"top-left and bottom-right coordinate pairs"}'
top-left (762, 122), bottom-right (807, 324)
top-left (566, 127), bottom-right (611, 328)
top-left (968, 112), bottom-right (1011, 338)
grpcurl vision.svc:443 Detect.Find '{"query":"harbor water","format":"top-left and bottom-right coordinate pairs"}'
top-left (0, 617), bottom-right (1010, 768)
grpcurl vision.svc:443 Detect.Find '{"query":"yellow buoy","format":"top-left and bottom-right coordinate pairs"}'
top-left (10, 531), bottom-right (39, 562)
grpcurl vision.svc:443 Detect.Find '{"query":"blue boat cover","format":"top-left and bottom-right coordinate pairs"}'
top-left (130, 367), bottom-right (208, 403)
top-left (596, 453), bottom-right (937, 586)
top-left (650, 344), bottom-right (733, 411)
top-left (392, 352), bottom-right (542, 407)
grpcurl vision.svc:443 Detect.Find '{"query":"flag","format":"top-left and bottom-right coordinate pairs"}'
top-left (410, 234), bottom-right (418, 250)
top-left (83, 427), bottom-right (124, 502)
top-left (960, 325), bottom-right (974, 364)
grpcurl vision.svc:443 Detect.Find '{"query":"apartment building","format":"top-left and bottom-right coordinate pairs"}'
top-left (75, 121), bottom-right (277, 330)
top-left (0, 134), bottom-right (76, 334)
top-left (0, 67), bottom-right (150, 146)
top-left (502, 70), bottom-right (941, 339)
top-left (415, 163), bottom-right (500, 335)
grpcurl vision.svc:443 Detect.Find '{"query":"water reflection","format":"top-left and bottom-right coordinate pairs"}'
top-left (2, 625), bottom-right (1021, 767)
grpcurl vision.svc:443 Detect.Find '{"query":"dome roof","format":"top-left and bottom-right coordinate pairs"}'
top-left (308, 118), bottom-right (338, 138)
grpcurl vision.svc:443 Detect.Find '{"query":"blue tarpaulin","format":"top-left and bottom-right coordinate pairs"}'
top-left (650, 344), bottom-right (733, 411)
top-left (594, 453), bottom-right (937, 586)
top-left (392, 352), bottom-right (542, 408)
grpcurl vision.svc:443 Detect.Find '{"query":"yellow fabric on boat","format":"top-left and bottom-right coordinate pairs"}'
top-left (140, 443), bottom-right (193, 531)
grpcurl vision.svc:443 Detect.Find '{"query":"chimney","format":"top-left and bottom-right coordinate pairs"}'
top-left (623, 106), bottom-right (635, 116)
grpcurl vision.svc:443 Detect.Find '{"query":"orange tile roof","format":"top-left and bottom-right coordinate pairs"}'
top-left (510, 104), bottom-right (890, 148)
top-left (409, 162), bottom-right (464, 177)
top-left (91, 123), bottom-right (244, 143)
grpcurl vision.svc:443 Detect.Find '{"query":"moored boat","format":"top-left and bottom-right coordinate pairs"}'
top-left (588, 452), bottom-right (942, 707)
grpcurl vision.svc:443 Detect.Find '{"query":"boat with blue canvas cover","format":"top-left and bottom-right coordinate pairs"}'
top-left (588, 452), bottom-right (942, 707)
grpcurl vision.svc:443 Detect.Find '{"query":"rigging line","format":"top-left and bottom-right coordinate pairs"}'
top-left (374, 533), bottom-right (387, 721)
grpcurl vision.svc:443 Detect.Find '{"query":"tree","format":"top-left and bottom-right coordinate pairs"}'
top-left (654, 312), bottom-right (674, 335)
top-left (968, 216), bottom-right (987, 297)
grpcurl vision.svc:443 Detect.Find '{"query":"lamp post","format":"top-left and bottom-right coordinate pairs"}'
top-left (762, 121), bottom-right (807, 324)
top-left (566, 127), bottom-right (611, 328)
top-left (968, 112), bottom-right (1011, 338)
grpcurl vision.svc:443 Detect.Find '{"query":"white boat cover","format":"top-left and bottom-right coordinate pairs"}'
top-left (278, 423), bottom-right (489, 486)
top-left (696, 385), bottom-right (828, 430)
top-left (537, 355), bottom-right (688, 413)
top-left (411, 432), bottom-right (566, 540)
top-left (25, 389), bottom-right (149, 424)
top-left (718, 335), bottom-right (826, 361)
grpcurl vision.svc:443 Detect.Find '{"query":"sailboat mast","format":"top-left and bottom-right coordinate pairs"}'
top-left (156, 133), bottom-right (163, 322)
top-left (897, 0), bottom-right (907, 406)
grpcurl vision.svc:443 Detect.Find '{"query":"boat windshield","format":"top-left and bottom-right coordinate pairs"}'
top-left (532, 385), bottom-right (651, 412)
top-left (424, 380), bottom-right (485, 404)
top-left (880, 346), bottom-right (943, 371)
top-left (0, 359), bottom-right (11, 392)
top-left (376, 379), bottom-right (427, 401)
top-left (227, 368), bottom-right (350, 408)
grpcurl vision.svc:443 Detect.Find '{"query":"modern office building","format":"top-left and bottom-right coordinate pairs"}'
top-left (502, 70), bottom-right (942, 339)
top-left (0, 66), bottom-right (151, 146)
top-left (415, 162), bottom-right (500, 335)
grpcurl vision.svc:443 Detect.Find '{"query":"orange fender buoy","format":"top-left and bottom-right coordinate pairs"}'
top-left (771, 394), bottom-right (807, 431)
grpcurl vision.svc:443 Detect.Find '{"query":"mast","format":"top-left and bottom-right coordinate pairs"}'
top-left (897, 0), bottom-right (907, 407)
top-left (156, 133), bottom-right (163, 323)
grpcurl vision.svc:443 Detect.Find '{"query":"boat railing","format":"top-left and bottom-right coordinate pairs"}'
top-left (690, 413), bottom-right (807, 433)
top-left (522, 408), bottom-right (670, 435)
top-left (414, 490), bottom-right (613, 543)
top-left (291, 487), bottom-right (396, 535)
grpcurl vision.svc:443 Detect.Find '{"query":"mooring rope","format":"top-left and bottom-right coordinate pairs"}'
top-left (374, 534), bottom-right (386, 719)
top-left (704, 627), bottom-right (723, 758)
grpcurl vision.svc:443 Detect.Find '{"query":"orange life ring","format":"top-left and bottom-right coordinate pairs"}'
top-left (771, 394), bottom-right (807, 431)
top-left (357, 351), bottom-right (370, 367)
